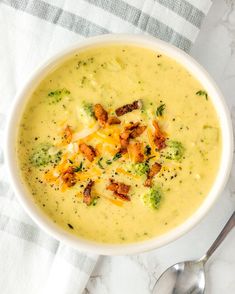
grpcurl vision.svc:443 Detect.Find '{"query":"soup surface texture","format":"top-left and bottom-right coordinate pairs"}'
top-left (18, 45), bottom-right (221, 244)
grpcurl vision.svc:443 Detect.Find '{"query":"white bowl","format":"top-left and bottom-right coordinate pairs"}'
top-left (5, 34), bottom-right (233, 255)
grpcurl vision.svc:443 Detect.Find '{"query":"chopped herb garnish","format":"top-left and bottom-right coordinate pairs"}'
top-left (144, 145), bottom-right (152, 156)
top-left (97, 157), bottom-right (104, 169)
top-left (196, 90), bottom-right (208, 100)
top-left (67, 223), bottom-right (74, 229)
top-left (106, 159), bottom-right (112, 165)
top-left (48, 88), bottom-right (70, 104)
top-left (156, 103), bottom-right (165, 116)
top-left (76, 58), bottom-right (95, 69)
top-left (68, 159), bottom-right (73, 164)
top-left (113, 152), bottom-right (122, 161)
top-left (74, 162), bottom-right (83, 172)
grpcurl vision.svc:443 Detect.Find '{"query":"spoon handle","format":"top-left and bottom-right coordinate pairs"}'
top-left (203, 212), bottom-right (235, 262)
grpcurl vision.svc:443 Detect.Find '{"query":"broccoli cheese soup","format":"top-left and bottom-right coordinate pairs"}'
top-left (17, 45), bottom-right (221, 244)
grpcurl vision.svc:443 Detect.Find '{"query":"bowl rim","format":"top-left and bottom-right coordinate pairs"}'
top-left (5, 34), bottom-right (234, 255)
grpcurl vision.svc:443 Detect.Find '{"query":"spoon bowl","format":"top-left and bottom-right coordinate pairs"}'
top-left (154, 260), bottom-right (205, 294)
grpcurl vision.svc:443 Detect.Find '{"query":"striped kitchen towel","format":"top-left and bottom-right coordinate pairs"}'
top-left (0, 0), bottom-right (212, 294)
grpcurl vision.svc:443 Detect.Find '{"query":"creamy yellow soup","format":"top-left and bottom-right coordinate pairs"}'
top-left (17, 45), bottom-right (221, 244)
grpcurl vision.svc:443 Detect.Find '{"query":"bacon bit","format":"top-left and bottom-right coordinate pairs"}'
top-left (153, 120), bottom-right (166, 150)
top-left (128, 142), bottom-right (144, 163)
top-left (119, 131), bottom-right (130, 154)
top-left (64, 125), bottom-right (73, 143)
top-left (129, 125), bottom-right (146, 139)
top-left (117, 183), bottom-right (130, 195)
top-left (83, 180), bottom-right (94, 205)
top-left (107, 116), bottom-right (121, 125)
top-left (61, 166), bottom-right (77, 187)
top-left (106, 182), bottom-right (118, 192)
top-left (144, 162), bottom-right (162, 187)
top-left (94, 104), bottom-right (108, 127)
top-left (119, 122), bottom-right (146, 154)
top-left (125, 122), bottom-right (139, 131)
top-left (106, 179), bottom-right (131, 201)
top-left (113, 192), bottom-right (130, 201)
top-left (79, 143), bottom-right (97, 162)
top-left (106, 179), bottom-right (130, 194)
top-left (115, 99), bottom-right (142, 116)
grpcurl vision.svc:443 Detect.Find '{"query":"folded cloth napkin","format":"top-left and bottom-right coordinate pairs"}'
top-left (0, 0), bottom-right (212, 293)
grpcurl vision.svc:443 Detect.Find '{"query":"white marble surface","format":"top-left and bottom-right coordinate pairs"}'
top-left (84, 1), bottom-right (235, 293)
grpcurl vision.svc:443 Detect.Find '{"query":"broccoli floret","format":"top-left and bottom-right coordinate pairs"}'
top-left (133, 162), bottom-right (149, 175)
top-left (162, 140), bottom-right (184, 161)
top-left (48, 88), bottom-right (70, 104)
top-left (30, 143), bottom-right (62, 167)
top-left (82, 101), bottom-right (94, 117)
top-left (142, 187), bottom-right (162, 209)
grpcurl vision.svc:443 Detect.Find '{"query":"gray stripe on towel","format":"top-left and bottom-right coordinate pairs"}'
top-left (156, 0), bottom-right (205, 28)
top-left (84, 0), bottom-right (192, 51)
top-left (2, 0), bottom-right (192, 51)
top-left (2, 0), bottom-right (109, 37)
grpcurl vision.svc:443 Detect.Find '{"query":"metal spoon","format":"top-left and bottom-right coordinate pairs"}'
top-left (153, 212), bottom-right (235, 294)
